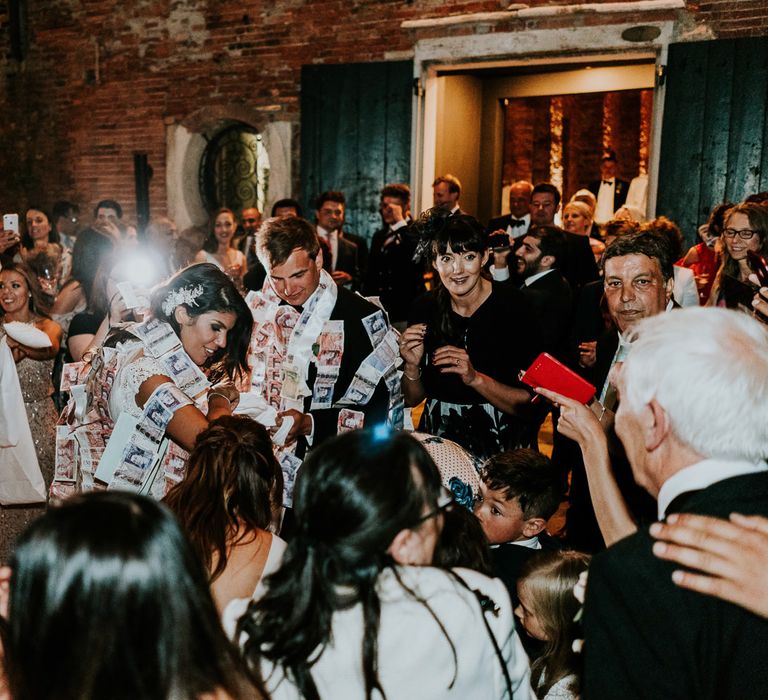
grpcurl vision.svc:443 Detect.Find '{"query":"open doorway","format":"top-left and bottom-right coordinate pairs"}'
top-left (426, 59), bottom-right (656, 224)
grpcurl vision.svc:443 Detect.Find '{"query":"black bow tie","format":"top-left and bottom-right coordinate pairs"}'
top-left (602, 179), bottom-right (614, 185)
top-left (510, 219), bottom-right (525, 227)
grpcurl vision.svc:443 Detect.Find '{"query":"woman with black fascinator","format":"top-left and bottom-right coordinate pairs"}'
top-left (234, 429), bottom-right (532, 700)
top-left (399, 211), bottom-right (540, 460)
top-left (1, 492), bottom-right (263, 700)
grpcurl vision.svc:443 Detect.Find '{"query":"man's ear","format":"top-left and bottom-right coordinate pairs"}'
top-left (388, 528), bottom-right (417, 565)
top-left (645, 398), bottom-right (670, 452)
top-left (664, 276), bottom-right (674, 304)
top-left (174, 305), bottom-right (193, 326)
top-left (315, 247), bottom-right (324, 271)
top-left (522, 517), bottom-right (547, 539)
top-left (0, 566), bottom-right (11, 619)
top-left (540, 254), bottom-right (556, 270)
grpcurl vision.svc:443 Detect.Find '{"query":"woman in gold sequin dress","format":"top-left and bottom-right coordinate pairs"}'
top-left (0, 262), bottom-right (62, 561)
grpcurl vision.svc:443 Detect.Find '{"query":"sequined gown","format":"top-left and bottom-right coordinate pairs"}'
top-left (0, 355), bottom-right (57, 562)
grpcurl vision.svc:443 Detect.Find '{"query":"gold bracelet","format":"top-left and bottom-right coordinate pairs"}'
top-left (403, 368), bottom-right (422, 381)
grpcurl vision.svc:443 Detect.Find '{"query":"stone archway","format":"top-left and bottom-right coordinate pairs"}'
top-left (166, 104), bottom-right (292, 230)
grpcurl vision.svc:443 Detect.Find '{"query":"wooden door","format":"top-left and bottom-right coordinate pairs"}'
top-left (656, 38), bottom-right (768, 243)
top-left (300, 60), bottom-right (413, 242)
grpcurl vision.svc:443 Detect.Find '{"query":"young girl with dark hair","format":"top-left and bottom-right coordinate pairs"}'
top-left (235, 429), bottom-right (532, 700)
top-left (516, 551), bottom-right (591, 700)
top-left (1, 492), bottom-right (263, 700)
top-left (399, 211), bottom-right (539, 460)
top-left (165, 415), bottom-right (285, 613)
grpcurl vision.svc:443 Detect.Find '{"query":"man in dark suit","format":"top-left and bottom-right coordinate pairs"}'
top-left (582, 306), bottom-right (768, 698)
top-left (486, 179), bottom-right (533, 240)
top-left (363, 183), bottom-right (424, 328)
top-left (587, 150), bottom-right (629, 224)
top-left (515, 225), bottom-right (572, 360)
top-left (490, 182), bottom-right (599, 292)
top-left (432, 174), bottom-right (465, 216)
top-left (314, 190), bottom-right (360, 290)
top-left (564, 230), bottom-right (674, 552)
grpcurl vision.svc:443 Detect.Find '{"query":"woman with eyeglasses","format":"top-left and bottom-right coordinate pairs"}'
top-left (710, 202), bottom-right (768, 308)
top-left (232, 429), bottom-right (532, 700)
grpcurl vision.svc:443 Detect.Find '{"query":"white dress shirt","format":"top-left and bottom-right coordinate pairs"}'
top-left (595, 179), bottom-right (616, 224)
top-left (317, 225), bottom-right (338, 271)
top-left (657, 458), bottom-right (768, 519)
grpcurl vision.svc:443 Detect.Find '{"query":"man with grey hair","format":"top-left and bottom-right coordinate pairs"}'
top-left (583, 307), bottom-right (768, 698)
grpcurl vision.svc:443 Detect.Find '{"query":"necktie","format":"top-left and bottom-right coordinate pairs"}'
top-left (510, 219), bottom-right (525, 227)
top-left (383, 229), bottom-right (400, 249)
top-left (602, 179), bottom-right (613, 186)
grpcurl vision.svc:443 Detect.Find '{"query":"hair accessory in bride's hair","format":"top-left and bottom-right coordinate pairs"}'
top-left (162, 284), bottom-right (205, 316)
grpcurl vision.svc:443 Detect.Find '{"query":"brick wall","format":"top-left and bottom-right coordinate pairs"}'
top-left (0, 0), bottom-right (765, 225)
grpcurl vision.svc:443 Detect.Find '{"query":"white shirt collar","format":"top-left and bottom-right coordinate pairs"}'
top-left (657, 458), bottom-right (768, 519)
top-left (450, 205), bottom-right (460, 215)
top-left (523, 269), bottom-right (554, 286)
top-left (490, 535), bottom-right (542, 550)
top-left (317, 225), bottom-right (337, 240)
top-left (390, 219), bottom-right (408, 232)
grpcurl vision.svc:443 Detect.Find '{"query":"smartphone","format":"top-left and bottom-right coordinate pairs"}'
top-left (519, 352), bottom-right (597, 404)
top-left (3, 213), bottom-right (19, 234)
top-left (722, 274), bottom-right (758, 308)
top-left (747, 250), bottom-right (768, 287)
top-left (487, 232), bottom-right (510, 251)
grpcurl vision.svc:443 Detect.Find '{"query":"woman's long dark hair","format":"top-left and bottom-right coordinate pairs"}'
top-left (203, 207), bottom-right (237, 254)
top-left (714, 202), bottom-right (768, 303)
top-left (0, 261), bottom-right (53, 318)
top-left (429, 213), bottom-right (488, 344)
top-left (164, 415), bottom-right (283, 582)
top-left (4, 492), bottom-right (262, 700)
top-left (21, 207), bottom-right (59, 249)
top-left (239, 430), bottom-right (445, 700)
top-left (64, 227), bottom-right (116, 303)
top-left (150, 262), bottom-right (252, 380)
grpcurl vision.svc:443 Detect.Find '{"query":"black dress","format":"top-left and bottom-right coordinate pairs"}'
top-left (407, 283), bottom-right (540, 460)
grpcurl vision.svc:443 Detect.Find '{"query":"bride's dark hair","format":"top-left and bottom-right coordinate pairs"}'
top-left (150, 262), bottom-right (252, 380)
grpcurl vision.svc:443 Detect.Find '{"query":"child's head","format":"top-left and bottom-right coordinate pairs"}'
top-left (475, 449), bottom-right (565, 545)
top-left (516, 550), bottom-right (591, 697)
top-left (515, 550), bottom-right (590, 642)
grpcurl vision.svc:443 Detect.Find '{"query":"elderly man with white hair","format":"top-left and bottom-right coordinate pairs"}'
top-left (582, 307), bottom-right (768, 699)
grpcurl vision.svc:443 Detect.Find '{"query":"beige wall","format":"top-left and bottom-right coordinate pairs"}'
top-left (434, 75), bottom-right (483, 217)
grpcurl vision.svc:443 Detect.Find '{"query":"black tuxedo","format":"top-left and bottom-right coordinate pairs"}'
top-left (485, 214), bottom-right (529, 237)
top-left (560, 231), bottom-right (600, 292)
top-left (488, 223), bottom-right (599, 293)
top-left (299, 287), bottom-right (390, 448)
top-left (584, 471), bottom-right (768, 699)
top-left (363, 223), bottom-right (425, 323)
top-left (587, 178), bottom-right (629, 215)
top-left (341, 230), bottom-right (369, 280)
top-left (563, 328), bottom-right (655, 552)
top-left (520, 269), bottom-right (573, 362)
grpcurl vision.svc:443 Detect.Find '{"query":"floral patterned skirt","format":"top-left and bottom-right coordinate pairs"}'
top-left (418, 399), bottom-right (538, 462)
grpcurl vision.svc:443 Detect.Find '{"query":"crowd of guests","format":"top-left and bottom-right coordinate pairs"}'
top-left (0, 171), bottom-right (767, 700)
